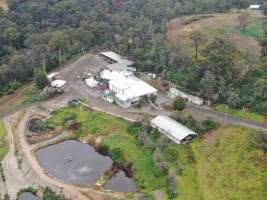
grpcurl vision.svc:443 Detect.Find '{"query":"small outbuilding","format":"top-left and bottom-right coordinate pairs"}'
top-left (151, 115), bottom-right (197, 144)
top-left (47, 72), bottom-right (59, 82)
top-left (51, 80), bottom-right (66, 88)
top-left (85, 78), bottom-right (98, 88)
top-left (249, 4), bottom-right (261, 11)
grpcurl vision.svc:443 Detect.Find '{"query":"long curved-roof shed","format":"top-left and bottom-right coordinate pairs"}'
top-left (151, 115), bottom-right (197, 144)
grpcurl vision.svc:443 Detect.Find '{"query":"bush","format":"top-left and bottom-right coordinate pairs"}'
top-left (164, 147), bottom-right (179, 162)
top-left (127, 122), bottom-right (142, 137)
top-left (200, 118), bottom-right (219, 134)
top-left (253, 102), bottom-right (267, 117)
top-left (149, 94), bottom-right (157, 103)
top-left (0, 81), bottom-right (22, 96)
top-left (168, 172), bottom-right (178, 198)
top-left (33, 67), bottom-right (48, 89)
top-left (110, 148), bottom-right (124, 162)
top-left (173, 97), bottom-right (186, 111)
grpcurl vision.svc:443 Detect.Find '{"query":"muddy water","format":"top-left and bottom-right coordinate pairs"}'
top-left (105, 170), bottom-right (137, 192)
top-left (36, 140), bottom-right (113, 185)
top-left (18, 192), bottom-right (41, 200)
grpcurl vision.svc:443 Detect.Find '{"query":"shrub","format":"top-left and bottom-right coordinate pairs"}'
top-left (173, 97), bottom-right (186, 111)
top-left (200, 118), bottom-right (219, 134)
top-left (127, 122), bottom-right (142, 137)
top-left (164, 147), bottom-right (179, 162)
top-left (149, 94), bottom-right (157, 103)
top-left (168, 172), bottom-right (178, 198)
top-left (110, 148), bottom-right (124, 162)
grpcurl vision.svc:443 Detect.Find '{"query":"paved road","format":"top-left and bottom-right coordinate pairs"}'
top-left (186, 103), bottom-right (267, 131)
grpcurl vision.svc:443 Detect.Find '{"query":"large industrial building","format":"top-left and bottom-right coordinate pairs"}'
top-left (100, 70), bottom-right (157, 108)
top-left (151, 115), bottom-right (197, 144)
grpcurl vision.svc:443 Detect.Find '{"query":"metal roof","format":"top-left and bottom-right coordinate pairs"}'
top-left (100, 70), bottom-right (157, 100)
top-left (151, 115), bottom-right (197, 144)
top-left (249, 5), bottom-right (261, 9)
top-left (100, 51), bottom-right (134, 67)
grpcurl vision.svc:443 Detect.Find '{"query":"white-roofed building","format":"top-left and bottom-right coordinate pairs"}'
top-left (249, 4), bottom-right (261, 10)
top-left (47, 72), bottom-right (59, 82)
top-left (100, 69), bottom-right (157, 108)
top-left (151, 115), bottom-right (197, 144)
top-left (51, 80), bottom-right (66, 88)
top-left (100, 51), bottom-right (134, 67)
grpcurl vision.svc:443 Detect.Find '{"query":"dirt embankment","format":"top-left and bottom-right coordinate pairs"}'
top-left (166, 12), bottom-right (263, 57)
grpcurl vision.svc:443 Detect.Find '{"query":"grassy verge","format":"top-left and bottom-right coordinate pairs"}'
top-left (0, 122), bottom-right (8, 161)
top-left (214, 104), bottom-right (266, 123)
top-left (23, 85), bottom-right (49, 103)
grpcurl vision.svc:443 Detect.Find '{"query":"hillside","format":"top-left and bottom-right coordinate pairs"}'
top-left (167, 12), bottom-right (264, 58)
top-left (177, 126), bottom-right (267, 200)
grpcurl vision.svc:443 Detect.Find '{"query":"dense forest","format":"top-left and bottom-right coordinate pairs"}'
top-left (0, 0), bottom-right (266, 115)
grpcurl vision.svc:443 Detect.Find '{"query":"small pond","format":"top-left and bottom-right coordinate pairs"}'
top-left (18, 192), bottom-right (41, 200)
top-left (105, 170), bottom-right (137, 192)
top-left (36, 140), bottom-right (113, 185)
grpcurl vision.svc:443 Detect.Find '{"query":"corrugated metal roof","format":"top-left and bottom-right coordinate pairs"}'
top-left (100, 51), bottom-right (134, 66)
top-left (151, 115), bottom-right (197, 144)
top-left (100, 70), bottom-right (157, 100)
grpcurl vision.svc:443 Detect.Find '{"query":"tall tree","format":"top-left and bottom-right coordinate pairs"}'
top-left (33, 67), bottom-right (48, 89)
top-left (190, 31), bottom-right (206, 61)
top-left (238, 12), bottom-right (250, 32)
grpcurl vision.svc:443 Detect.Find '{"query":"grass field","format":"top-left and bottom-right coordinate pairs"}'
top-left (225, 18), bottom-right (264, 40)
top-left (191, 127), bottom-right (267, 200)
top-left (0, 121), bottom-right (8, 161)
top-left (0, 0), bottom-right (7, 10)
top-left (214, 104), bottom-right (267, 123)
top-left (48, 106), bottom-right (129, 138)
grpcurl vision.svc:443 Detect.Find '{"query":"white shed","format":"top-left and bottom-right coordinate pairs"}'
top-left (249, 5), bottom-right (261, 10)
top-left (85, 78), bottom-right (98, 88)
top-left (151, 115), bottom-right (197, 144)
top-left (51, 80), bottom-right (66, 88)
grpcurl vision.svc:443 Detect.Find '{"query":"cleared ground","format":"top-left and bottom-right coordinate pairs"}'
top-left (0, 0), bottom-right (7, 10)
top-left (167, 12), bottom-right (264, 58)
top-left (0, 121), bottom-right (8, 160)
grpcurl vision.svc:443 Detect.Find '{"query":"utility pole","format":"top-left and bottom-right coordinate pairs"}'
top-left (82, 47), bottom-right (84, 55)
top-left (59, 48), bottom-right (62, 66)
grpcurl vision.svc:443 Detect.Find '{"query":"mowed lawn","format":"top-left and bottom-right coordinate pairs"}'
top-left (0, 121), bottom-right (8, 160)
top-left (48, 106), bottom-right (129, 138)
top-left (190, 127), bottom-right (267, 200)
